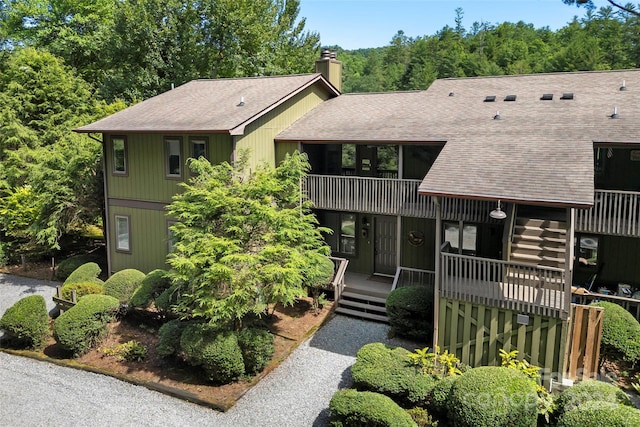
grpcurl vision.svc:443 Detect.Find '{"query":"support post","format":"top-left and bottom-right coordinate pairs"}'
top-left (433, 196), bottom-right (442, 349)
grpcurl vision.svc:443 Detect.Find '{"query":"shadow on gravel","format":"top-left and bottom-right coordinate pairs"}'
top-left (312, 366), bottom-right (353, 427)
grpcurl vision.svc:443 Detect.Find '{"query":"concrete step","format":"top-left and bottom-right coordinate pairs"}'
top-left (335, 306), bottom-right (389, 323)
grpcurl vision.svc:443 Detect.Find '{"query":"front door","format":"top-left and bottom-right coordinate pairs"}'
top-left (374, 215), bottom-right (397, 276)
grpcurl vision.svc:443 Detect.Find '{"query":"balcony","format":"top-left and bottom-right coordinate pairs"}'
top-left (304, 174), bottom-right (498, 222)
top-left (576, 189), bottom-right (640, 237)
top-left (439, 252), bottom-right (570, 319)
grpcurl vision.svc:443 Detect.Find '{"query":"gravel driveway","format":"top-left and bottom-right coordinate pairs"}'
top-left (0, 274), bottom-right (414, 426)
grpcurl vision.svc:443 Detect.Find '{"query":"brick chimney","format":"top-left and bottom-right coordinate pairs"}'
top-left (315, 49), bottom-right (342, 92)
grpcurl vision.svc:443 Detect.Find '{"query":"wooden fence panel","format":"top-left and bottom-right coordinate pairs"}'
top-left (564, 304), bottom-right (604, 381)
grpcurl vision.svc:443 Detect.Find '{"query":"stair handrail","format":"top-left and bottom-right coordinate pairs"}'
top-left (329, 256), bottom-right (349, 303)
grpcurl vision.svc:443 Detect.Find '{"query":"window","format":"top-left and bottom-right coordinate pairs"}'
top-left (443, 221), bottom-right (478, 255)
top-left (576, 234), bottom-right (599, 266)
top-left (165, 137), bottom-right (182, 177)
top-left (112, 137), bottom-right (127, 175)
top-left (339, 214), bottom-right (357, 255)
top-left (190, 138), bottom-right (207, 160)
top-left (115, 215), bottom-right (130, 252)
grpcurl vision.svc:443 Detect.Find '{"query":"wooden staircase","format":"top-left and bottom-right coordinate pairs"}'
top-left (335, 282), bottom-right (390, 323)
top-left (510, 218), bottom-right (567, 269)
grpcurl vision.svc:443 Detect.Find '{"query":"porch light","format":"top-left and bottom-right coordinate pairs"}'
top-left (490, 200), bottom-right (507, 220)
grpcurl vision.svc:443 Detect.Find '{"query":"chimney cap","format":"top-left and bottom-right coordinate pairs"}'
top-left (321, 48), bottom-right (337, 60)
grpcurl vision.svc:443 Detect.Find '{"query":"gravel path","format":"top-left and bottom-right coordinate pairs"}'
top-left (0, 274), bottom-right (414, 426)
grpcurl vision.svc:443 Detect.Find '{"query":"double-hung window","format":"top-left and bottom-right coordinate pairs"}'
top-left (165, 137), bottom-right (182, 178)
top-left (112, 137), bottom-right (127, 175)
top-left (115, 215), bottom-right (131, 252)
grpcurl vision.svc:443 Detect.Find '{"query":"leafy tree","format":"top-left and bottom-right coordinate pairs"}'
top-left (167, 151), bottom-right (331, 327)
top-left (563, 0), bottom-right (640, 17)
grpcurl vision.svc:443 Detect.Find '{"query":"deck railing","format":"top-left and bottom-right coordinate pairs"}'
top-left (391, 267), bottom-right (436, 291)
top-left (440, 252), bottom-right (569, 319)
top-left (576, 189), bottom-right (640, 237)
top-left (329, 256), bottom-right (349, 303)
top-left (304, 175), bottom-right (498, 222)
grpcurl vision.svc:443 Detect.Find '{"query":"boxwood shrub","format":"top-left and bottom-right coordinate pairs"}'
top-left (155, 319), bottom-right (187, 359)
top-left (60, 281), bottom-right (104, 301)
top-left (555, 380), bottom-right (632, 416)
top-left (55, 254), bottom-right (104, 282)
top-left (237, 327), bottom-right (275, 375)
top-left (447, 366), bottom-right (538, 427)
top-left (53, 294), bottom-right (120, 356)
top-left (427, 374), bottom-right (457, 416)
top-left (557, 401), bottom-right (640, 427)
top-left (0, 295), bottom-right (49, 349)
top-left (351, 342), bottom-right (436, 407)
top-left (130, 269), bottom-right (171, 308)
top-left (63, 262), bottom-right (104, 286)
top-left (104, 269), bottom-right (146, 303)
top-left (590, 301), bottom-right (640, 364)
top-left (385, 286), bottom-right (433, 341)
top-left (329, 389), bottom-right (417, 427)
top-left (180, 323), bottom-right (245, 384)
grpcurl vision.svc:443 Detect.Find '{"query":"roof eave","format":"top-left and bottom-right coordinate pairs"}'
top-left (418, 189), bottom-right (594, 209)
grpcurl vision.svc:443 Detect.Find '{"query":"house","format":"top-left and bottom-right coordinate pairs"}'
top-left (78, 52), bottom-right (640, 383)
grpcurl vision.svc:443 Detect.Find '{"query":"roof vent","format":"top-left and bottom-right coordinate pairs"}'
top-left (504, 95), bottom-right (517, 102)
top-left (541, 93), bottom-right (553, 101)
top-left (484, 96), bottom-right (496, 102)
top-left (560, 93), bottom-right (574, 100)
top-left (610, 106), bottom-right (619, 119)
top-left (449, 91), bottom-right (455, 97)
top-left (620, 80), bottom-right (627, 91)
top-left (493, 110), bottom-right (501, 120)
top-left (238, 96), bottom-right (245, 107)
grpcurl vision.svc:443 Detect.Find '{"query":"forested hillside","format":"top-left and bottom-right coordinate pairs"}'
top-left (0, 0), bottom-right (638, 261)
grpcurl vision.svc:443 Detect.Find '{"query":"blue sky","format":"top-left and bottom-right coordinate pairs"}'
top-left (299, 0), bottom-right (612, 49)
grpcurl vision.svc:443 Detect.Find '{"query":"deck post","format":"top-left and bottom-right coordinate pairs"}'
top-left (565, 207), bottom-right (575, 316)
top-left (433, 196), bottom-right (441, 349)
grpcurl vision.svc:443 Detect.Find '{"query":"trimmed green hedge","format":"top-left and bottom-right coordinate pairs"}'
top-left (557, 401), bottom-right (640, 427)
top-left (238, 327), bottom-right (275, 375)
top-left (590, 301), bottom-right (640, 364)
top-left (351, 342), bottom-right (436, 407)
top-left (427, 374), bottom-right (457, 415)
top-left (329, 389), bottom-right (417, 427)
top-left (180, 323), bottom-right (245, 384)
top-left (53, 294), bottom-right (119, 356)
top-left (385, 286), bottom-right (433, 341)
top-left (104, 269), bottom-right (145, 303)
top-left (155, 319), bottom-right (187, 359)
top-left (0, 295), bottom-right (49, 349)
top-left (447, 366), bottom-right (538, 427)
top-left (130, 269), bottom-right (171, 308)
top-left (555, 380), bottom-right (632, 416)
top-left (55, 254), bottom-right (104, 282)
top-left (60, 281), bottom-right (104, 301)
top-left (63, 262), bottom-right (103, 286)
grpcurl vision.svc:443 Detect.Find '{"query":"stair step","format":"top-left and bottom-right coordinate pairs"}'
top-left (511, 253), bottom-right (565, 263)
top-left (512, 242), bottom-right (566, 253)
top-left (339, 299), bottom-right (387, 313)
top-left (341, 291), bottom-right (387, 305)
top-left (335, 306), bottom-right (389, 323)
top-left (514, 225), bottom-right (567, 235)
top-left (513, 234), bottom-right (566, 245)
top-left (516, 218), bottom-right (566, 229)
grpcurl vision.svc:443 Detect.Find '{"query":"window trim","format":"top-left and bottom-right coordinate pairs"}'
top-left (114, 215), bottom-right (131, 253)
top-left (111, 136), bottom-right (128, 176)
top-left (190, 137), bottom-right (208, 160)
top-left (165, 136), bottom-right (183, 179)
top-left (443, 220), bottom-right (478, 256)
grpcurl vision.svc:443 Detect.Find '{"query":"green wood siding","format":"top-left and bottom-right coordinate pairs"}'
top-left (236, 85), bottom-right (329, 170)
top-left (438, 298), bottom-right (569, 385)
top-left (105, 133), bottom-right (233, 203)
top-left (400, 217), bottom-right (435, 270)
top-left (108, 206), bottom-right (171, 274)
top-left (276, 142), bottom-right (299, 165)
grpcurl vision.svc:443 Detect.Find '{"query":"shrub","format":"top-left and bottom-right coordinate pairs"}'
top-left (156, 319), bottom-right (187, 358)
top-left (55, 254), bottom-right (104, 282)
top-left (447, 366), bottom-right (538, 427)
top-left (557, 401), bottom-right (640, 427)
top-left (104, 269), bottom-right (146, 303)
top-left (103, 340), bottom-right (147, 362)
top-left (555, 380), bottom-right (632, 416)
top-left (385, 286), bottom-right (433, 341)
top-left (405, 407), bottom-right (438, 427)
top-left (60, 281), bottom-right (104, 301)
top-left (427, 375), bottom-right (457, 415)
top-left (351, 342), bottom-right (437, 407)
top-left (155, 285), bottom-right (179, 314)
top-left (130, 269), bottom-right (171, 308)
top-left (0, 295), bottom-right (49, 349)
top-left (305, 255), bottom-right (334, 313)
top-left (237, 327), bottom-right (275, 375)
top-left (180, 323), bottom-right (245, 384)
top-left (590, 301), bottom-right (640, 364)
top-left (63, 262), bottom-right (104, 286)
top-left (53, 294), bottom-right (120, 356)
top-left (329, 389), bottom-right (417, 427)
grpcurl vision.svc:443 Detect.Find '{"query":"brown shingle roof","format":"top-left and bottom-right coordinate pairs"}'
top-left (76, 74), bottom-right (338, 135)
top-left (279, 69), bottom-right (640, 207)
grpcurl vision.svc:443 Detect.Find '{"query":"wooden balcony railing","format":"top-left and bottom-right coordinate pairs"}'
top-left (576, 189), bottom-right (640, 237)
top-left (440, 252), bottom-right (569, 319)
top-left (304, 175), bottom-right (498, 222)
top-left (391, 267), bottom-right (436, 291)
